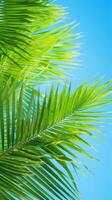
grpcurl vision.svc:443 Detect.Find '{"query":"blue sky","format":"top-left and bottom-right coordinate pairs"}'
top-left (56, 0), bottom-right (112, 200)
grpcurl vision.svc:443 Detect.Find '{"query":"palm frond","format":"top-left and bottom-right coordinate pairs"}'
top-left (0, 0), bottom-right (79, 86)
top-left (0, 81), bottom-right (111, 199)
top-left (0, 0), bottom-right (61, 59)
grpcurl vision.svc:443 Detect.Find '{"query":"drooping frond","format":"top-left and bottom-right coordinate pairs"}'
top-left (0, 81), bottom-right (111, 199)
top-left (0, 0), bottom-right (61, 59)
top-left (0, 0), bottom-right (79, 86)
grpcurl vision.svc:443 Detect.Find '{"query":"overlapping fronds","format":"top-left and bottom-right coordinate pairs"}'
top-left (0, 81), bottom-right (111, 199)
top-left (0, 0), bottom-right (61, 58)
top-left (0, 0), bottom-right (79, 86)
top-left (0, 1), bottom-right (111, 199)
top-left (1, 24), bottom-right (79, 86)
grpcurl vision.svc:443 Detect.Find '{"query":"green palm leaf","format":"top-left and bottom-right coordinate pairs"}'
top-left (0, 1), bottom-right (111, 199)
top-left (0, 0), bottom-right (61, 59)
top-left (0, 0), bottom-right (79, 86)
top-left (0, 80), bottom-right (111, 199)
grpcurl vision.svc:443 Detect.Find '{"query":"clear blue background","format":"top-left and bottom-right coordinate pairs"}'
top-left (56, 1), bottom-right (112, 200)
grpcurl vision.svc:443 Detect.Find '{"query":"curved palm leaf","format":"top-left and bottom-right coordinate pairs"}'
top-left (0, 80), bottom-right (111, 199)
top-left (0, 0), bottom-right (79, 86)
top-left (0, 0), bottom-right (61, 59)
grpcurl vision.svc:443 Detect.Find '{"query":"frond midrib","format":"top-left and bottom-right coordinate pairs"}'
top-left (0, 107), bottom-right (82, 159)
